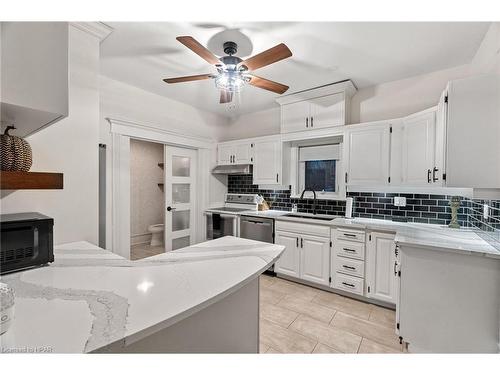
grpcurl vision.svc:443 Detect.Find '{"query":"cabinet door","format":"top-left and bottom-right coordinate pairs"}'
top-left (434, 91), bottom-right (447, 186)
top-left (401, 111), bottom-right (436, 185)
top-left (217, 144), bottom-right (233, 165)
top-left (281, 101), bottom-right (310, 133)
top-left (345, 124), bottom-right (390, 186)
top-left (253, 139), bottom-right (281, 185)
top-left (234, 142), bottom-right (252, 164)
top-left (274, 231), bottom-right (300, 278)
top-left (366, 232), bottom-right (397, 304)
top-left (300, 235), bottom-right (330, 286)
top-left (309, 93), bottom-right (345, 129)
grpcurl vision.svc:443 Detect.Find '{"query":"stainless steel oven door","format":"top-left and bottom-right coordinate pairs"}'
top-left (205, 212), bottom-right (238, 240)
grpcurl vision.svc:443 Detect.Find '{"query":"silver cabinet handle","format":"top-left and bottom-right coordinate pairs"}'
top-left (433, 167), bottom-right (439, 182)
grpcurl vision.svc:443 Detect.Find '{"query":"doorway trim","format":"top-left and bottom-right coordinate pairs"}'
top-left (107, 117), bottom-right (214, 259)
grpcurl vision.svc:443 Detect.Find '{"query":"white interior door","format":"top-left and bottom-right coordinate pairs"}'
top-left (164, 146), bottom-right (197, 252)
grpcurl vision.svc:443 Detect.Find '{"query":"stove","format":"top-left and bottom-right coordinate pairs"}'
top-left (205, 194), bottom-right (259, 239)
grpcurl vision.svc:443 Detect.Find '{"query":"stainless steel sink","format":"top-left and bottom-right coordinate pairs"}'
top-left (282, 213), bottom-right (338, 221)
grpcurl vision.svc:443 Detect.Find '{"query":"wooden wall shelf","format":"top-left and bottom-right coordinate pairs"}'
top-left (0, 171), bottom-right (64, 190)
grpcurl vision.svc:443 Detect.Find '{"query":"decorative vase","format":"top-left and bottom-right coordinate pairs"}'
top-left (0, 125), bottom-right (33, 172)
top-left (448, 196), bottom-right (461, 229)
top-left (0, 282), bottom-right (15, 335)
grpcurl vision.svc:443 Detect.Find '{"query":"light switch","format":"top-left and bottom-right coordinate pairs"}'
top-left (394, 196), bottom-right (406, 207)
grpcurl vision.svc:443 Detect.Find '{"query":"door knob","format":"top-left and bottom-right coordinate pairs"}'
top-left (167, 206), bottom-right (176, 212)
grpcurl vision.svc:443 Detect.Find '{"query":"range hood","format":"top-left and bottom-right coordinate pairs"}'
top-left (212, 164), bottom-right (253, 175)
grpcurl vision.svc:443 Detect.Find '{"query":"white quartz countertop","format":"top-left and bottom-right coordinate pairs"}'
top-left (0, 237), bottom-right (284, 353)
top-left (331, 217), bottom-right (500, 259)
top-left (240, 210), bottom-right (290, 219)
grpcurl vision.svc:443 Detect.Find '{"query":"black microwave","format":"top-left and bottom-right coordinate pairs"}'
top-left (0, 212), bottom-right (54, 275)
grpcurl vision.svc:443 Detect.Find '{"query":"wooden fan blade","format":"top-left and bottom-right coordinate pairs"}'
top-left (220, 90), bottom-right (233, 104)
top-left (163, 74), bottom-right (213, 84)
top-left (238, 43), bottom-right (292, 71)
top-left (176, 36), bottom-right (221, 65)
top-left (248, 75), bottom-right (289, 94)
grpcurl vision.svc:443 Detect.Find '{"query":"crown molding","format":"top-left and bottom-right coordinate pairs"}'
top-left (70, 22), bottom-right (113, 42)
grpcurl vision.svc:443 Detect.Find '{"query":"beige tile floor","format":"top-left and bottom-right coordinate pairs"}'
top-left (130, 243), bottom-right (164, 260)
top-left (259, 274), bottom-right (403, 354)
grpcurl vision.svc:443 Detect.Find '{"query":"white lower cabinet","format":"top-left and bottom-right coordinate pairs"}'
top-left (331, 228), bottom-right (366, 296)
top-left (274, 221), bottom-right (330, 286)
top-left (300, 235), bottom-right (331, 286)
top-left (274, 231), bottom-right (300, 278)
top-left (365, 231), bottom-right (397, 304)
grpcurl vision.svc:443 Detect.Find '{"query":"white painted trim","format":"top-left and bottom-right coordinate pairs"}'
top-left (109, 118), bottom-right (212, 257)
top-left (70, 22), bottom-right (113, 42)
top-left (347, 185), bottom-right (473, 198)
top-left (107, 117), bottom-right (215, 150)
top-left (111, 133), bottom-right (131, 259)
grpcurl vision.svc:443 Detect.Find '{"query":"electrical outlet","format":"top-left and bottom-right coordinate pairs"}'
top-left (394, 197), bottom-right (407, 207)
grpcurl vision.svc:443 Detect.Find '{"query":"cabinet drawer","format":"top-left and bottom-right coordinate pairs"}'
top-left (334, 273), bottom-right (364, 296)
top-left (276, 220), bottom-right (330, 237)
top-left (334, 239), bottom-right (365, 260)
top-left (335, 256), bottom-right (365, 278)
top-left (334, 228), bottom-right (366, 243)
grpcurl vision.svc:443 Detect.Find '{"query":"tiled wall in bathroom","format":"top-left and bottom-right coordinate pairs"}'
top-left (227, 175), bottom-right (467, 226)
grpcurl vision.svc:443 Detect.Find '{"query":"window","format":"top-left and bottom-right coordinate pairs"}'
top-left (295, 143), bottom-right (345, 200)
top-left (304, 160), bottom-right (336, 192)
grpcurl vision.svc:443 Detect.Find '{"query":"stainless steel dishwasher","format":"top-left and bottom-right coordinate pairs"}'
top-left (240, 215), bottom-right (275, 273)
top-left (239, 215), bottom-right (274, 244)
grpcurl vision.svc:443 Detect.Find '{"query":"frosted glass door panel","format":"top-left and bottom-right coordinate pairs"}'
top-left (172, 156), bottom-right (190, 176)
top-left (165, 146), bottom-right (197, 252)
top-left (172, 210), bottom-right (190, 232)
top-left (172, 183), bottom-right (190, 204)
top-left (172, 236), bottom-right (191, 250)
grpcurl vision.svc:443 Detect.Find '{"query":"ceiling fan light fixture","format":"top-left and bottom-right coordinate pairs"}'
top-left (214, 70), bottom-right (248, 92)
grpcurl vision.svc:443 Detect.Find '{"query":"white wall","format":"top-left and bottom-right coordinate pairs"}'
top-left (350, 64), bottom-right (472, 124)
top-left (1, 25), bottom-right (100, 245)
top-left (470, 22), bottom-right (500, 75)
top-left (99, 75), bottom-right (228, 250)
top-left (130, 139), bottom-right (164, 245)
top-left (218, 107), bottom-right (281, 141)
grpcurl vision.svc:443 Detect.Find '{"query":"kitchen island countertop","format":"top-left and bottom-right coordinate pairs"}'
top-left (0, 236), bottom-right (284, 353)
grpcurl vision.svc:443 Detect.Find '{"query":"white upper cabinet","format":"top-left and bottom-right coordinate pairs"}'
top-left (444, 74), bottom-right (500, 189)
top-left (391, 109), bottom-right (437, 185)
top-left (253, 137), bottom-right (282, 185)
top-left (309, 92), bottom-right (345, 129)
top-left (1, 22), bottom-right (69, 137)
top-left (276, 80), bottom-right (357, 134)
top-left (344, 122), bottom-right (391, 186)
top-left (366, 232), bottom-right (397, 304)
top-left (281, 100), bottom-right (311, 133)
top-left (217, 140), bottom-right (253, 165)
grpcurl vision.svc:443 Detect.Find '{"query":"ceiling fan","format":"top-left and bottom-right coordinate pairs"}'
top-left (163, 36), bottom-right (292, 103)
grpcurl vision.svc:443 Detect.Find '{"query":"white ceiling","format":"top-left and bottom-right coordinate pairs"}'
top-left (100, 22), bottom-right (489, 118)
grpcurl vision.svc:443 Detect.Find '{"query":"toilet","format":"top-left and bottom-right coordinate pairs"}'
top-left (147, 224), bottom-right (164, 247)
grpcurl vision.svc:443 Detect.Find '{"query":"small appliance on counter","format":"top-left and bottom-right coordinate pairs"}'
top-left (0, 212), bottom-right (54, 275)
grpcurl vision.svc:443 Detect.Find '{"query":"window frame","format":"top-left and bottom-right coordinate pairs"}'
top-left (290, 143), bottom-right (346, 201)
